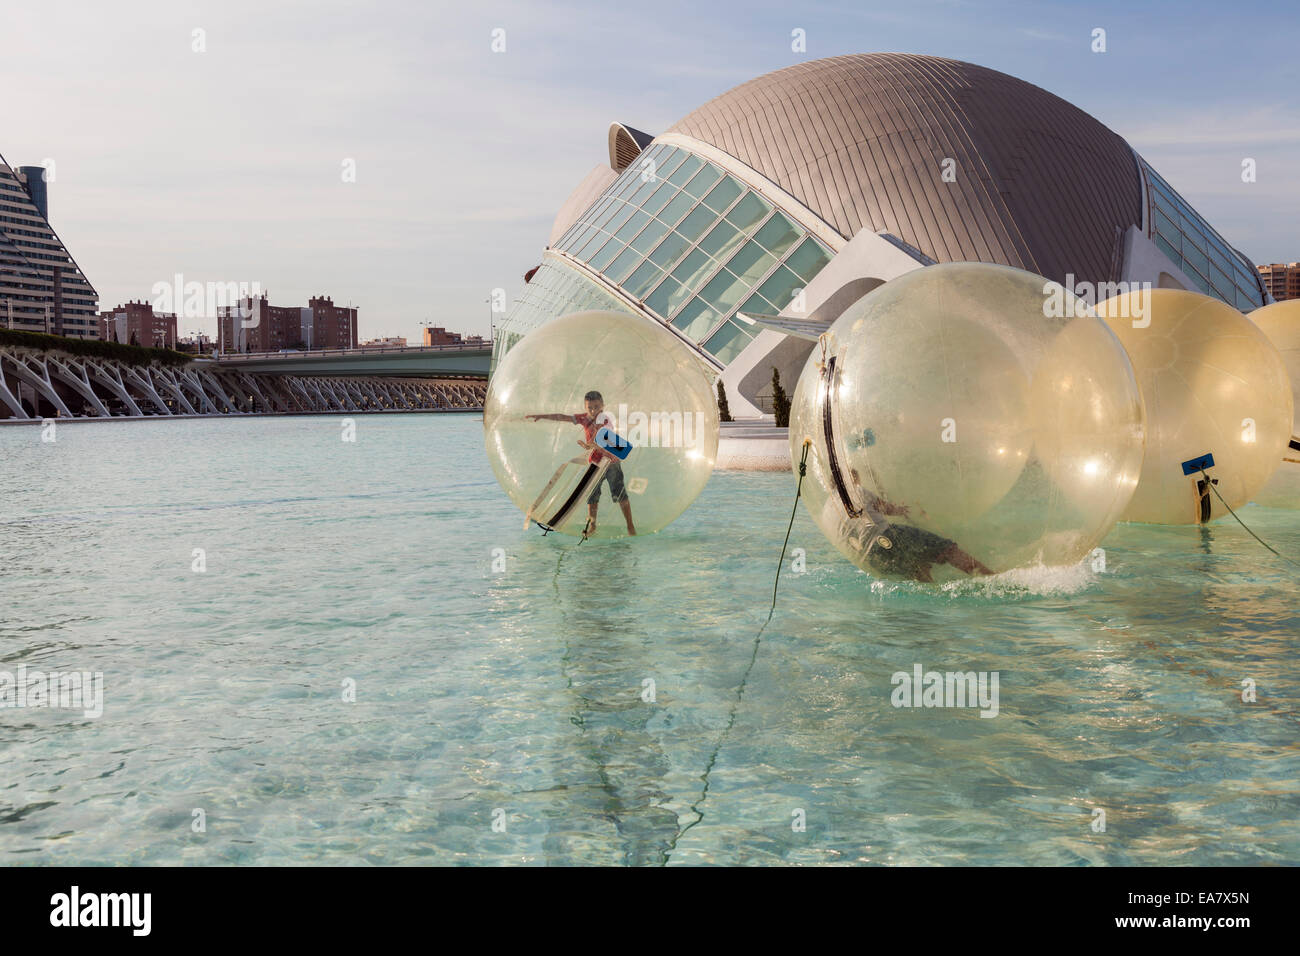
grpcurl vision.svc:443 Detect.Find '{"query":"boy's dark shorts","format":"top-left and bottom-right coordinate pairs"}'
top-left (867, 524), bottom-right (953, 576)
top-left (588, 460), bottom-right (629, 504)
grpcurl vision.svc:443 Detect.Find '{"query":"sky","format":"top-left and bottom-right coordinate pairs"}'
top-left (3, 0), bottom-right (1299, 342)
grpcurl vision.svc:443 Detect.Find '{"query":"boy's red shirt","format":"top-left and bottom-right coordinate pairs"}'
top-left (573, 412), bottom-right (609, 464)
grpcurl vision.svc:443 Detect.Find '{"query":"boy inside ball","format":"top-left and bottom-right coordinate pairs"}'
top-left (526, 390), bottom-right (636, 538)
top-left (847, 468), bottom-right (993, 582)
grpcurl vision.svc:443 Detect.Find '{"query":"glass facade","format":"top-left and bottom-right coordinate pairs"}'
top-left (1140, 161), bottom-right (1266, 311)
top-left (497, 143), bottom-right (1270, 379)
top-left (491, 257), bottom-right (633, 370)
top-left (550, 143), bottom-right (833, 364)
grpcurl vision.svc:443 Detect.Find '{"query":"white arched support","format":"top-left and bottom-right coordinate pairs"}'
top-left (45, 356), bottom-right (111, 417)
top-left (1, 351), bottom-right (73, 418)
top-left (145, 367), bottom-right (198, 415)
top-left (0, 346), bottom-right (486, 419)
top-left (85, 360), bottom-right (147, 416)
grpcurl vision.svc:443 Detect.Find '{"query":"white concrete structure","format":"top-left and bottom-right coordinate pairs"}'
top-left (0, 345), bottom-right (485, 421)
top-left (721, 229), bottom-right (929, 418)
top-left (714, 422), bottom-right (788, 471)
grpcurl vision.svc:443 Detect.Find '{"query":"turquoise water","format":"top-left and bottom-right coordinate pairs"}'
top-left (1, 414), bottom-right (1297, 866)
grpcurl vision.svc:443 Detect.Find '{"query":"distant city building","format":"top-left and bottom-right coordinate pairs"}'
top-left (176, 333), bottom-right (213, 353)
top-left (218, 294), bottom-right (358, 352)
top-left (98, 300), bottom-right (178, 348)
top-left (0, 153), bottom-right (98, 337)
top-left (360, 336), bottom-right (407, 348)
top-left (216, 296), bottom-right (308, 352)
top-left (422, 326), bottom-right (488, 347)
top-left (307, 295), bottom-right (357, 350)
top-left (1257, 263), bottom-right (1300, 302)
top-left (422, 326), bottom-right (460, 346)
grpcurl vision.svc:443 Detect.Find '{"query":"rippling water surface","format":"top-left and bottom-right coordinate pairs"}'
top-left (1, 415), bottom-right (1297, 865)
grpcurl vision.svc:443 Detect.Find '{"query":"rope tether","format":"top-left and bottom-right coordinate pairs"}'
top-left (767, 439), bottom-right (813, 624)
top-left (664, 439), bottom-right (813, 861)
top-left (1199, 467), bottom-right (1299, 571)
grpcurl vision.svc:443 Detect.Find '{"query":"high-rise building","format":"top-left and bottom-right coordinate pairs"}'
top-left (98, 300), bottom-right (178, 348)
top-left (1257, 263), bottom-right (1300, 301)
top-left (218, 294), bottom-right (358, 352)
top-left (308, 295), bottom-right (357, 350)
top-left (500, 54), bottom-right (1272, 416)
top-left (0, 153), bottom-right (98, 337)
top-left (218, 295), bottom-right (301, 352)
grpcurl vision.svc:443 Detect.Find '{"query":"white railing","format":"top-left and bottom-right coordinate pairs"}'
top-left (214, 343), bottom-right (490, 361)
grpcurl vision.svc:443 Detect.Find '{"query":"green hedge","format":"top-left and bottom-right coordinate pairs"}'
top-left (0, 328), bottom-right (192, 367)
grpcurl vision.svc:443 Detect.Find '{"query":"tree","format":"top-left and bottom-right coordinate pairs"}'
top-left (771, 366), bottom-right (791, 427)
top-left (716, 379), bottom-right (733, 423)
top-left (129, 331), bottom-right (139, 347)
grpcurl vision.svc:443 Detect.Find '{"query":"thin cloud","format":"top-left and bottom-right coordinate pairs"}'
top-left (1127, 105), bottom-right (1300, 148)
top-left (1017, 28), bottom-right (1068, 42)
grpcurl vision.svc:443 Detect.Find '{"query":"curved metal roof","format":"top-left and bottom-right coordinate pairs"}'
top-left (664, 53), bottom-right (1142, 286)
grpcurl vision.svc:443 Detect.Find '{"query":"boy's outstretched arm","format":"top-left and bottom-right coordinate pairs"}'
top-left (525, 413), bottom-right (574, 422)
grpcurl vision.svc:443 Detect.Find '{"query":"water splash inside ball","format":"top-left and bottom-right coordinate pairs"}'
top-left (484, 310), bottom-right (719, 538)
top-left (789, 262), bottom-right (1146, 582)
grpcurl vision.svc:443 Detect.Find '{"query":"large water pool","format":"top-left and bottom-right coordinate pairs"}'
top-left (1, 414), bottom-right (1296, 865)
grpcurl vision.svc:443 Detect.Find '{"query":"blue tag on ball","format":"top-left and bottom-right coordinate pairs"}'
top-left (595, 427), bottom-right (633, 460)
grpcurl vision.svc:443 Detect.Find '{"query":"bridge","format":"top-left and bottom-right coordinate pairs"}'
top-left (215, 343), bottom-right (491, 377)
top-left (0, 342), bottom-right (490, 421)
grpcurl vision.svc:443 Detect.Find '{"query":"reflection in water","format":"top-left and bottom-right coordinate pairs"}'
top-left (549, 541), bottom-right (681, 866)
